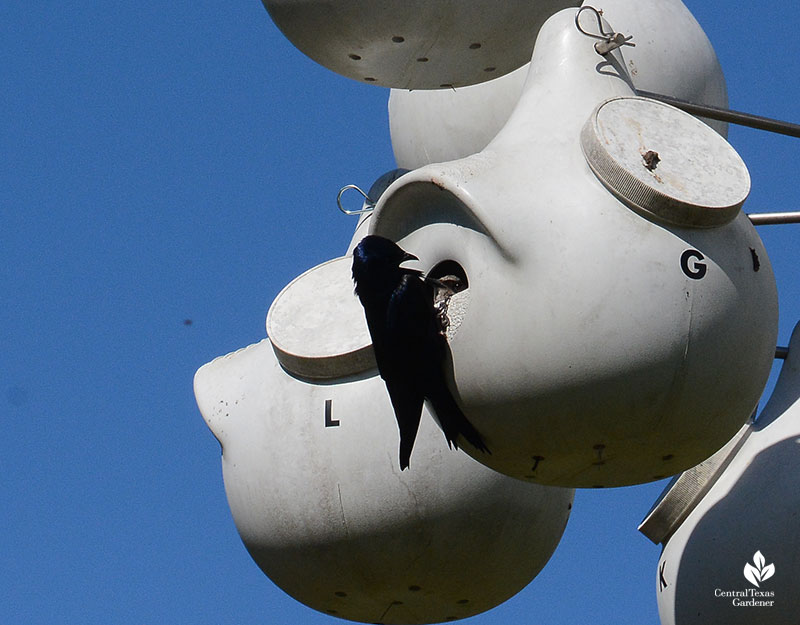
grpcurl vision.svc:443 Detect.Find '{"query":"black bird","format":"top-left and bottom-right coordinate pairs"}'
top-left (352, 234), bottom-right (489, 469)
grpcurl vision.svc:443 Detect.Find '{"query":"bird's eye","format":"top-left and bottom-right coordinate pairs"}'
top-left (428, 260), bottom-right (468, 294)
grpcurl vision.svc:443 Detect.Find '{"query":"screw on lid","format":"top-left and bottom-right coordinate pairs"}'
top-left (638, 419), bottom-right (753, 544)
top-left (266, 256), bottom-right (376, 380)
top-left (581, 96), bottom-right (750, 228)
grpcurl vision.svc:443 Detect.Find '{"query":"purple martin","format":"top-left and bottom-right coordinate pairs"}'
top-left (352, 235), bottom-right (489, 469)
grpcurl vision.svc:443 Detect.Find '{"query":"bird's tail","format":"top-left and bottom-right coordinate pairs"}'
top-left (398, 416), bottom-right (421, 471)
top-left (386, 382), bottom-right (424, 471)
top-left (427, 389), bottom-right (490, 455)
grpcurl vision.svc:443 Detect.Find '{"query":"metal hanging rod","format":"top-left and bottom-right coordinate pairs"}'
top-left (747, 211), bottom-right (800, 225)
top-left (636, 90), bottom-right (800, 139)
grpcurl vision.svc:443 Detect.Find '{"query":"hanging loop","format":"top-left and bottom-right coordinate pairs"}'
top-left (575, 6), bottom-right (635, 55)
top-left (337, 184), bottom-right (375, 215)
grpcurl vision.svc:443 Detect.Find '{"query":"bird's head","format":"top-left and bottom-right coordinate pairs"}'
top-left (352, 235), bottom-right (419, 293)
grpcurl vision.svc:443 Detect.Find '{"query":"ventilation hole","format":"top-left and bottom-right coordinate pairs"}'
top-left (750, 247), bottom-right (761, 272)
top-left (416, 57), bottom-right (429, 63)
top-left (349, 53), bottom-right (362, 61)
top-left (391, 600), bottom-right (403, 605)
top-left (364, 77), bottom-right (377, 82)
top-left (326, 609), bottom-right (338, 614)
top-left (334, 591), bottom-right (347, 597)
top-left (440, 83), bottom-right (454, 88)
top-left (408, 585), bottom-right (421, 592)
top-left (392, 36), bottom-right (405, 43)
top-left (469, 43), bottom-right (482, 49)
top-left (592, 484), bottom-right (605, 489)
top-left (662, 454), bottom-right (674, 461)
top-left (653, 475), bottom-right (665, 480)
top-left (456, 599), bottom-right (469, 604)
top-left (484, 67), bottom-right (496, 72)
top-left (446, 617), bottom-right (458, 621)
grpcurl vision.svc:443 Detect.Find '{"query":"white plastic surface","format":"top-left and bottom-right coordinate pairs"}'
top-left (651, 321), bottom-right (800, 624)
top-left (389, 65), bottom-right (528, 169)
top-left (388, 0), bottom-right (730, 170)
top-left (368, 8), bottom-right (778, 487)
top-left (587, 0), bottom-right (729, 137)
top-left (194, 340), bottom-right (574, 624)
top-left (261, 0), bottom-right (579, 89)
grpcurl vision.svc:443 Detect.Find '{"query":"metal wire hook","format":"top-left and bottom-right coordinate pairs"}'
top-left (575, 6), bottom-right (610, 41)
top-left (575, 6), bottom-right (635, 55)
top-left (337, 184), bottom-right (375, 215)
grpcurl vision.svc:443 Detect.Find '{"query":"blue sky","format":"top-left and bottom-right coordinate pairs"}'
top-left (3, 1), bottom-right (798, 623)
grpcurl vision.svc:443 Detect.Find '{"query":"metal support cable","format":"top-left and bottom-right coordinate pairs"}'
top-left (636, 90), bottom-right (800, 139)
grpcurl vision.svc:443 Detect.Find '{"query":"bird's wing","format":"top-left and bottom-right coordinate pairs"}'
top-left (425, 376), bottom-right (490, 454)
top-left (383, 272), bottom-right (489, 464)
top-left (384, 378), bottom-right (424, 470)
top-left (390, 275), bottom-right (490, 455)
top-left (381, 273), bottom-right (436, 469)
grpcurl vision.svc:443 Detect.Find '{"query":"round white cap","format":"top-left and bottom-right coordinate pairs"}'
top-left (266, 256), bottom-right (375, 379)
top-left (581, 96), bottom-right (750, 227)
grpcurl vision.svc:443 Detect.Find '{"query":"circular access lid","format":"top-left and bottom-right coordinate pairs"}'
top-left (581, 96), bottom-right (750, 227)
top-left (266, 256), bottom-right (375, 380)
